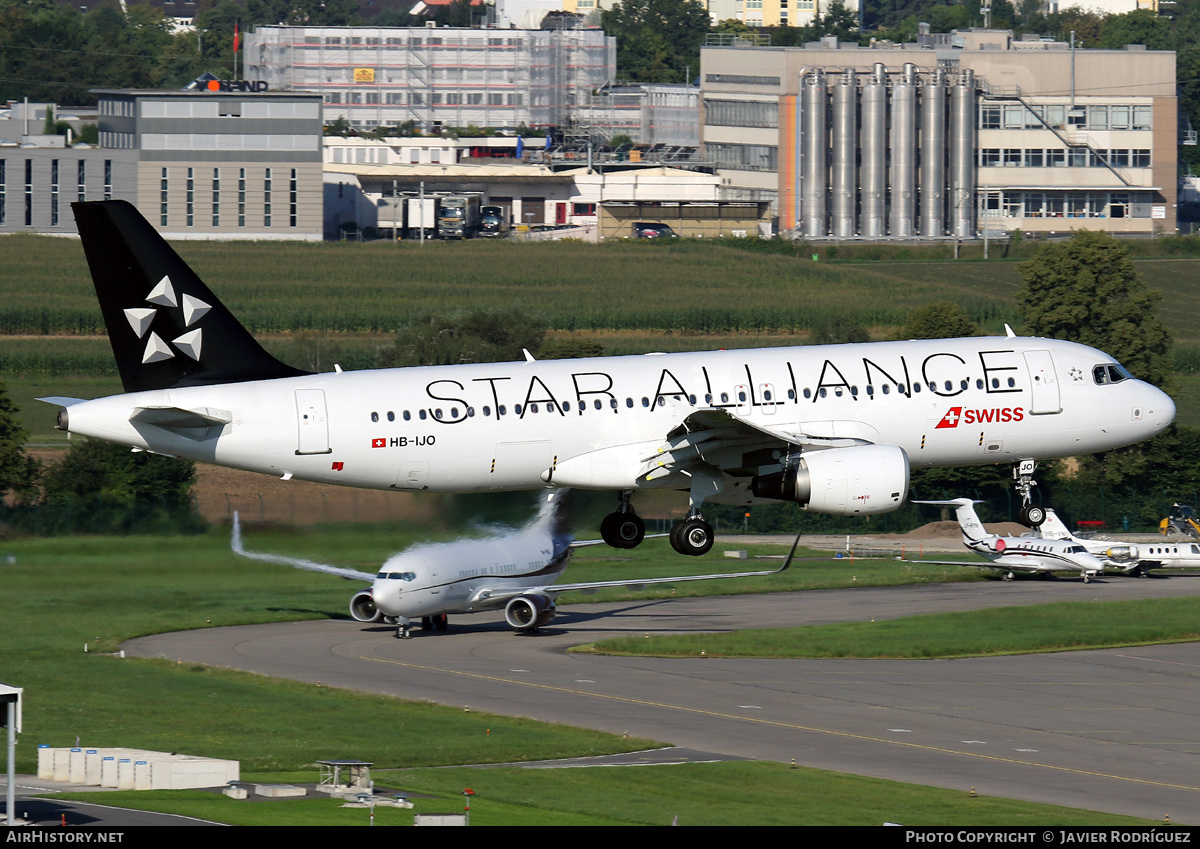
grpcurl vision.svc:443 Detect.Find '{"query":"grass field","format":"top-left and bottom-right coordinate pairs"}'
top-left (585, 597), bottom-right (1200, 659)
top-left (54, 762), bottom-right (1160, 826)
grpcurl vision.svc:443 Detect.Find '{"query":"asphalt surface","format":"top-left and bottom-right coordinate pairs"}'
top-left (123, 574), bottom-right (1200, 824)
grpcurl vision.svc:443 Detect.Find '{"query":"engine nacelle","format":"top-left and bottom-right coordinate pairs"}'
top-left (750, 444), bottom-right (909, 515)
top-left (350, 590), bottom-right (382, 623)
top-left (504, 594), bottom-right (556, 631)
top-left (1104, 545), bottom-right (1138, 563)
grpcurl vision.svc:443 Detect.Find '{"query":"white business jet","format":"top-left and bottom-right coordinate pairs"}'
top-left (47, 201), bottom-right (1175, 557)
top-left (231, 490), bottom-right (796, 637)
top-left (913, 498), bottom-right (1106, 582)
top-left (1038, 509), bottom-right (1200, 576)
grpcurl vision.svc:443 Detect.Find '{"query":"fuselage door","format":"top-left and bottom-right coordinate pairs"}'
top-left (759, 383), bottom-right (777, 415)
top-left (1024, 350), bottom-right (1062, 415)
top-left (295, 389), bottom-right (331, 455)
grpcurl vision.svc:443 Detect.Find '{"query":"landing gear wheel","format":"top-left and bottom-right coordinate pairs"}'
top-left (396, 625), bottom-right (411, 639)
top-left (670, 518), bottom-right (714, 557)
top-left (1021, 504), bottom-right (1046, 527)
top-left (434, 613), bottom-right (449, 631)
top-left (421, 616), bottom-right (433, 631)
top-left (600, 511), bottom-right (646, 549)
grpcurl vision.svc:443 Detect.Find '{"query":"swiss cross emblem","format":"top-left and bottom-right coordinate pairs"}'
top-left (371, 438), bottom-right (386, 448)
top-left (935, 407), bottom-right (962, 429)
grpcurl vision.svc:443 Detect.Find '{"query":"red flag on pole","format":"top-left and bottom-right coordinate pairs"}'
top-left (233, 22), bottom-right (240, 54)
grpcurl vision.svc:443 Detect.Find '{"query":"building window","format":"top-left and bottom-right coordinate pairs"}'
top-left (186, 167), bottom-right (194, 226)
top-left (238, 167), bottom-right (245, 227)
top-left (212, 168), bottom-right (220, 227)
top-left (77, 160), bottom-right (85, 202)
top-left (572, 203), bottom-right (596, 216)
top-left (160, 167), bottom-right (168, 226)
top-left (289, 168), bottom-right (297, 227)
top-left (264, 167), bottom-right (272, 227)
top-left (103, 160), bottom-right (112, 200)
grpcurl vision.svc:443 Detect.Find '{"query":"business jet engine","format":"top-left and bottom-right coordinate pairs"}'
top-left (504, 594), bottom-right (556, 632)
top-left (749, 444), bottom-right (909, 515)
top-left (350, 590), bottom-right (383, 623)
top-left (1102, 544), bottom-right (1138, 563)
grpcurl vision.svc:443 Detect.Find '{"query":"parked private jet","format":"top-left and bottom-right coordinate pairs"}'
top-left (1039, 509), bottom-right (1200, 576)
top-left (912, 498), bottom-right (1106, 582)
top-left (231, 490), bottom-right (795, 637)
top-left (47, 201), bottom-right (1175, 557)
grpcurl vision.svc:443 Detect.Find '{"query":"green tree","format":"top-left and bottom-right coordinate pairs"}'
top-left (379, 309), bottom-right (547, 367)
top-left (894, 301), bottom-right (980, 341)
top-left (600, 0), bottom-right (710, 83)
top-left (42, 440), bottom-right (197, 511)
top-left (0, 382), bottom-right (40, 503)
top-left (1016, 230), bottom-right (1174, 391)
top-left (39, 439), bottom-right (202, 534)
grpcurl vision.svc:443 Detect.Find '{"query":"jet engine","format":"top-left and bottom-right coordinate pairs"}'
top-left (1103, 544), bottom-right (1138, 563)
top-left (750, 444), bottom-right (909, 515)
top-left (349, 590), bottom-right (383, 623)
top-left (504, 594), bottom-right (556, 631)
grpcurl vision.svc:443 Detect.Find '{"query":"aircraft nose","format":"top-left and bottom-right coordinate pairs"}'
top-left (1145, 385), bottom-right (1176, 433)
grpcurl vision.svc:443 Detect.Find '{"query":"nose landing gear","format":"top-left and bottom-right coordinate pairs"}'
top-left (1014, 458), bottom-right (1045, 527)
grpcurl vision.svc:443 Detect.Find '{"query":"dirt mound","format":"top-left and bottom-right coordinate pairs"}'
top-left (881, 519), bottom-right (1030, 540)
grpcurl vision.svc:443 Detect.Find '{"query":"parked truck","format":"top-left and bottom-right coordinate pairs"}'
top-left (438, 193), bottom-right (483, 239)
top-left (479, 205), bottom-right (508, 238)
top-left (405, 195), bottom-right (439, 240)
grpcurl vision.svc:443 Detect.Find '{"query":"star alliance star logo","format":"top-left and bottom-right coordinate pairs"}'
top-left (1069, 367), bottom-right (1084, 382)
top-left (124, 275), bottom-right (211, 364)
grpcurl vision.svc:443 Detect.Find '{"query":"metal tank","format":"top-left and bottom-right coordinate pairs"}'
top-left (889, 63), bottom-right (918, 237)
top-left (920, 67), bottom-right (946, 236)
top-left (831, 69), bottom-right (857, 237)
top-left (801, 69), bottom-right (828, 238)
top-left (859, 63), bottom-right (888, 238)
top-left (950, 69), bottom-right (977, 239)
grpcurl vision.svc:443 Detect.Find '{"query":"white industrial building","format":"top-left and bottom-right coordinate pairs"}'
top-left (246, 24), bottom-right (616, 135)
top-left (701, 29), bottom-right (1177, 237)
top-left (323, 136), bottom-right (721, 237)
top-left (0, 89), bottom-right (324, 240)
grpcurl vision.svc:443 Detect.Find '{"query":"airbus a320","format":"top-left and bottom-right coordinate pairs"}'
top-left (46, 201), bottom-right (1175, 556)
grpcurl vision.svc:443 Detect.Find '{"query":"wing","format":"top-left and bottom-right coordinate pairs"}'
top-left (230, 512), bottom-right (375, 582)
top-left (552, 527), bottom-right (804, 594)
top-left (638, 408), bottom-right (874, 486)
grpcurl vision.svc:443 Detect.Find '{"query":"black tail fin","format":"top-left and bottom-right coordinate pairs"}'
top-left (72, 200), bottom-right (311, 393)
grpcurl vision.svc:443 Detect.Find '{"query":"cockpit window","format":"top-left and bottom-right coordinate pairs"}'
top-left (1092, 363), bottom-right (1131, 385)
top-left (376, 571), bottom-right (417, 582)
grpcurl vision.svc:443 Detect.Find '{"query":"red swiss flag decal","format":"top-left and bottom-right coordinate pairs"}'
top-left (936, 407), bottom-right (962, 429)
top-left (371, 438), bottom-right (386, 448)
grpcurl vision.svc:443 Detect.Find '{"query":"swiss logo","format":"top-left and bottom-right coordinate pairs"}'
top-left (936, 407), bottom-right (962, 429)
top-left (371, 438), bottom-right (386, 448)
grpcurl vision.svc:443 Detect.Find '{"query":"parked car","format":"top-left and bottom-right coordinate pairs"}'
top-left (633, 222), bottom-right (677, 239)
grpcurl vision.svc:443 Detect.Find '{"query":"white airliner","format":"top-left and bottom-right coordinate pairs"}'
top-left (913, 498), bottom-right (1106, 582)
top-left (47, 201), bottom-right (1175, 557)
top-left (1039, 508), bottom-right (1200, 576)
top-left (230, 490), bottom-right (794, 637)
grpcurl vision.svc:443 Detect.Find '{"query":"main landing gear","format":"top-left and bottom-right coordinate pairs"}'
top-left (600, 491), bottom-right (646, 550)
top-left (1013, 458), bottom-right (1046, 527)
top-left (670, 511), bottom-right (714, 557)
